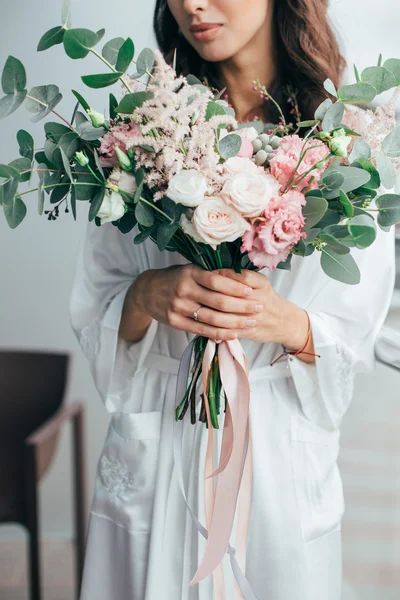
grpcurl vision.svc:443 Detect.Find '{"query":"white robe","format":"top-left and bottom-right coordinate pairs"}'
top-left (69, 216), bottom-right (396, 600)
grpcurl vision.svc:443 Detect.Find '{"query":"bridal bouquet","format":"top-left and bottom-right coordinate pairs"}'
top-left (1, 1), bottom-right (400, 592)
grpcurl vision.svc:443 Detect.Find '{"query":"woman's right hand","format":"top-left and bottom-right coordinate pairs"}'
top-left (119, 264), bottom-right (264, 344)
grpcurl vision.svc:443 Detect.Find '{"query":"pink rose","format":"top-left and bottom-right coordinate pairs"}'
top-left (237, 137), bottom-right (254, 159)
top-left (241, 190), bottom-right (307, 270)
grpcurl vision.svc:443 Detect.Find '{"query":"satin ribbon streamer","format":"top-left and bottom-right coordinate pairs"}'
top-left (173, 337), bottom-right (260, 600)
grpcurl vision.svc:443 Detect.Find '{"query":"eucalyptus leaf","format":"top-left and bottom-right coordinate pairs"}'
top-left (3, 195), bottom-right (26, 229)
top-left (352, 159), bottom-right (380, 190)
top-left (302, 195), bottom-right (328, 229)
top-left (102, 38), bottom-right (125, 65)
top-left (115, 91), bottom-right (153, 114)
top-left (157, 221), bottom-right (180, 251)
top-left (134, 226), bottom-right (156, 244)
top-left (376, 193), bottom-right (400, 227)
top-left (58, 131), bottom-right (80, 159)
top-left (50, 180), bottom-right (70, 204)
top-left (206, 101), bottom-right (226, 120)
top-left (319, 233), bottom-right (350, 254)
top-left (37, 27), bottom-right (66, 52)
top-left (320, 247), bottom-right (360, 284)
top-left (96, 29), bottom-right (106, 44)
top-left (0, 91), bottom-right (27, 119)
top-left (89, 187), bottom-right (106, 221)
top-left (61, 0), bottom-right (72, 28)
top-left (136, 48), bottom-right (154, 76)
top-left (60, 148), bottom-right (73, 181)
top-left (361, 66), bottom-right (397, 95)
top-left (303, 228), bottom-right (321, 244)
top-left (135, 200), bottom-right (155, 227)
top-left (323, 224), bottom-right (355, 247)
top-left (115, 38), bottom-right (135, 73)
top-left (73, 166), bottom-right (98, 200)
top-left (81, 72), bottom-right (123, 89)
top-left (375, 151), bottom-right (396, 189)
top-left (292, 239), bottom-right (307, 257)
top-left (2, 56), bottom-right (26, 94)
top-left (354, 64), bottom-right (360, 82)
top-left (25, 85), bottom-right (62, 119)
top-left (347, 214), bottom-right (377, 248)
top-left (314, 208), bottom-right (341, 229)
top-left (218, 133), bottom-right (242, 160)
top-left (322, 165), bottom-right (371, 199)
top-left (8, 157), bottom-right (32, 183)
top-left (337, 82), bottom-right (376, 105)
top-left (339, 190), bottom-right (354, 217)
top-left (0, 177), bottom-right (18, 207)
top-left (116, 211), bottom-right (137, 233)
top-left (321, 170), bottom-right (345, 191)
top-left (44, 122), bottom-right (71, 141)
top-left (74, 111), bottom-right (87, 126)
top-left (321, 101), bottom-right (344, 132)
top-left (277, 253), bottom-right (293, 270)
top-left (383, 58), bottom-right (400, 85)
top-left (0, 164), bottom-right (20, 179)
top-left (323, 78), bottom-right (337, 97)
top-left (297, 119), bottom-right (319, 128)
top-left (382, 125), bottom-right (400, 158)
top-left (349, 137), bottom-right (371, 163)
top-left (17, 130), bottom-right (34, 161)
top-left (63, 29), bottom-right (99, 60)
top-left (93, 149), bottom-right (105, 179)
top-left (76, 121), bottom-right (106, 141)
top-left (314, 98), bottom-right (332, 121)
top-left (72, 89), bottom-right (90, 111)
top-left (70, 186), bottom-right (76, 220)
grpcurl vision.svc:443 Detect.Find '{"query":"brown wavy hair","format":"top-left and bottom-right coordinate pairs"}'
top-left (154, 0), bottom-right (346, 122)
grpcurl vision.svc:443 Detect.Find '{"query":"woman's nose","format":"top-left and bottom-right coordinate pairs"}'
top-left (183, 0), bottom-right (208, 14)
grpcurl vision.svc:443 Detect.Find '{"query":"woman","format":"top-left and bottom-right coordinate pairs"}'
top-left (69, 1), bottom-right (396, 599)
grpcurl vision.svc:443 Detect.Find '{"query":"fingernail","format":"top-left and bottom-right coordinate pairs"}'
top-left (247, 319), bottom-right (257, 327)
top-left (255, 303), bottom-right (264, 313)
top-left (244, 287), bottom-right (253, 296)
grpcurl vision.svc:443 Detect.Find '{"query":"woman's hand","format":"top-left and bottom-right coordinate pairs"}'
top-left (120, 264), bottom-right (263, 344)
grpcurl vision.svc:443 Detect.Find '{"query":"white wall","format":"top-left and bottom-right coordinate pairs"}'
top-left (0, 0), bottom-right (399, 548)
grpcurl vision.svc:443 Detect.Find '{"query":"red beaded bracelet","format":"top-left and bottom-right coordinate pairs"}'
top-left (270, 310), bottom-right (321, 366)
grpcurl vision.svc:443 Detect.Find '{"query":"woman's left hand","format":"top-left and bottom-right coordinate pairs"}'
top-left (219, 269), bottom-right (309, 350)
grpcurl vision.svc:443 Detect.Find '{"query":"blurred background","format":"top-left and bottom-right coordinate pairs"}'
top-left (0, 1), bottom-right (399, 599)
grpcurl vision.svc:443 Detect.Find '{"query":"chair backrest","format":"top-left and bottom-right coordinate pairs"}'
top-left (0, 350), bottom-right (69, 441)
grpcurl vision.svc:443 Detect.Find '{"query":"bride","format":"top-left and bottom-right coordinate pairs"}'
top-left (69, 0), bottom-right (396, 598)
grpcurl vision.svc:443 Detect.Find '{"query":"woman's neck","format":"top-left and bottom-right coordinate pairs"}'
top-left (217, 21), bottom-right (279, 123)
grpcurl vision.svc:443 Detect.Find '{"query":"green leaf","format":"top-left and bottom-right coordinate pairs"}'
top-left (116, 211), bottom-right (137, 233)
top-left (136, 48), bottom-right (154, 76)
top-left (323, 224), bottom-right (355, 247)
top-left (115, 91), bottom-right (153, 114)
top-left (339, 189), bottom-right (354, 218)
top-left (187, 74), bottom-right (202, 85)
top-left (0, 164), bottom-right (20, 179)
top-left (16, 130), bottom-right (34, 161)
top-left (314, 208), bottom-right (341, 229)
top-left (297, 119), bottom-right (319, 128)
top-left (102, 38), bottom-right (125, 65)
top-left (323, 78), bottom-right (337, 97)
top-left (81, 72), bottom-right (123, 89)
top-left (302, 195), bottom-right (328, 229)
top-left (58, 131), bottom-right (80, 159)
top-left (160, 196), bottom-right (182, 220)
top-left (337, 82), bottom-right (376, 105)
top-left (303, 228), bottom-right (321, 244)
top-left (115, 38), bottom-right (135, 73)
top-left (383, 58), bottom-right (400, 85)
top-left (70, 186), bottom-right (76, 220)
top-left (71, 89), bottom-right (90, 111)
top-left (50, 179), bottom-right (70, 204)
top-left (292, 238), bottom-right (307, 257)
top-left (157, 221), bottom-right (180, 251)
top-left (135, 200), bottom-right (155, 227)
top-left (38, 182), bottom-right (44, 215)
top-left (44, 121), bottom-right (71, 141)
top-left (319, 233), bottom-right (350, 254)
top-left (60, 148), bottom-right (73, 181)
top-left (361, 66), bottom-right (397, 95)
top-left (321, 101), bottom-right (344, 132)
top-left (63, 29), bottom-right (99, 60)
top-left (73, 166), bottom-right (98, 200)
top-left (37, 26), bottom-right (66, 52)
top-left (347, 214), bottom-right (377, 248)
top-left (322, 165), bottom-right (371, 199)
top-left (0, 175), bottom-right (18, 207)
top-left (349, 137), bottom-right (371, 163)
top-left (321, 170), bottom-right (345, 192)
top-left (25, 85), bottom-right (62, 122)
top-left (74, 111), bottom-right (87, 126)
top-left (0, 91), bottom-right (27, 119)
top-left (3, 195), bottom-right (26, 229)
top-left (375, 151), bottom-right (396, 189)
top-left (378, 53), bottom-right (383, 67)
top-left (218, 133), bottom-right (242, 160)
top-left (206, 101), bottom-right (226, 120)
top-left (352, 160), bottom-right (380, 189)
top-left (8, 157), bottom-right (32, 183)
top-left (109, 93), bottom-right (118, 120)
top-left (61, 0), bottom-right (72, 28)
top-left (354, 64), bottom-right (360, 82)
top-left (2, 56), bottom-right (26, 94)
top-left (134, 225), bottom-right (156, 244)
top-left (96, 29), bottom-right (106, 44)
top-left (89, 187), bottom-right (106, 221)
top-left (382, 124), bottom-right (400, 158)
top-left (93, 149), bottom-right (105, 179)
top-left (376, 193), bottom-right (400, 227)
top-left (320, 247), bottom-right (360, 284)
top-left (76, 121), bottom-right (106, 141)
top-left (314, 98), bottom-right (332, 121)
top-left (134, 179), bottom-right (144, 204)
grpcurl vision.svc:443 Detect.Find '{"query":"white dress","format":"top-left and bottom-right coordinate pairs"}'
top-left (69, 215), bottom-right (395, 600)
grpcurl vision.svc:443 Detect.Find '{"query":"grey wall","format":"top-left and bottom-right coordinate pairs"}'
top-left (0, 0), bottom-right (399, 555)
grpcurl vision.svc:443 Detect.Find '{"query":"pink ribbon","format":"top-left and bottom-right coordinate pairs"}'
top-left (189, 339), bottom-right (252, 598)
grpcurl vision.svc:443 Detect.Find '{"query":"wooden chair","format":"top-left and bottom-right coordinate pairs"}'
top-left (0, 350), bottom-right (87, 600)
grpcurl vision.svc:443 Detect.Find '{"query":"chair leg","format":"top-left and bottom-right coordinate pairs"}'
top-left (25, 444), bottom-right (41, 600)
top-left (72, 408), bottom-right (87, 600)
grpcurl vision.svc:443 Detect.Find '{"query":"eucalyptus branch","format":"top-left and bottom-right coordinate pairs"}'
top-left (89, 48), bottom-right (132, 93)
top-left (15, 181), bottom-right (104, 199)
top-left (26, 94), bottom-right (79, 134)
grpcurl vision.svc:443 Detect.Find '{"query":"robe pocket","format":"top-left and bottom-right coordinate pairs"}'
top-left (290, 413), bottom-right (345, 544)
top-left (92, 410), bottom-right (162, 533)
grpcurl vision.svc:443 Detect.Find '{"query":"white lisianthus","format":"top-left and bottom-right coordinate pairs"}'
top-left (221, 172), bottom-right (281, 218)
top-left (237, 126), bottom-right (259, 142)
top-left (167, 169), bottom-right (208, 207)
top-left (223, 156), bottom-right (258, 176)
top-left (180, 196), bottom-right (250, 249)
top-left (97, 190), bottom-right (127, 225)
top-left (87, 108), bottom-right (105, 128)
top-left (329, 128), bottom-right (352, 157)
top-left (108, 167), bottom-right (137, 197)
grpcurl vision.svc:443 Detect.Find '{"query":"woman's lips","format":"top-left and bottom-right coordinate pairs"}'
top-left (190, 24), bottom-right (223, 43)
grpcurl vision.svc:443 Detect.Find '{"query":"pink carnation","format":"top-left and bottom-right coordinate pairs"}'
top-left (241, 190), bottom-right (307, 271)
top-left (99, 122), bottom-right (141, 167)
top-left (269, 134), bottom-right (330, 191)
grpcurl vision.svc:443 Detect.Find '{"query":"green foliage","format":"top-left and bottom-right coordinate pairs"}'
top-left (37, 27), bottom-right (66, 52)
top-left (115, 38), bottom-right (135, 73)
top-left (360, 66), bottom-right (397, 95)
top-left (81, 72), bottom-right (123, 89)
top-left (376, 193), bottom-right (400, 228)
top-left (115, 91), bottom-right (153, 114)
top-left (337, 82), bottom-right (376, 104)
top-left (136, 48), bottom-right (154, 76)
top-left (135, 200), bottom-right (155, 227)
top-left (320, 247), bottom-right (360, 284)
top-left (349, 137), bottom-right (371, 163)
top-left (302, 195), bottom-right (328, 229)
top-left (381, 124), bottom-right (400, 158)
top-left (321, 102), bottom-right (344, 132)
top-left (102, 38), bottom-right (125, 65)
top-left (88, 187), bottom-right (105, 221)
top-left (0, 56), bottom-right (27, 119)
top-left (347, 214), bottom-right (377, 248)
top-left (25, 85), bottom-right (62, 122)
top-left (382, 58), bottom-right (400, 85)
top-left (375, 152), bottom-right (396, 189)
top-left (63, 29), bottom-right (100, 59)
top-left (218, 134), bottom-right (242, 160)
top-left (322, 165), bottom-right (371, 199)
top-left (16, 130), bottom-right (34, 161)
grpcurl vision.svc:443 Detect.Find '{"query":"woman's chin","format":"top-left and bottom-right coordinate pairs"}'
top-left (194, 42), bottom-right (235, 64)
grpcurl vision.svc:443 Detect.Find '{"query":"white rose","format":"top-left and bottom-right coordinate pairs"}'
top-left (167, 169), bottom-right (208, 207)
top-left (221, 172), bottom-right (281, 218)
top-left (109, 168), bottom-right (137, 196)
top-left (97, 190), bottom-right (127, 225)
top-left (180, 196), bottom-right (250, 249)
top-left (223, 156), bottom-right (258, 176)
top-left (237, 126), bottom-right (259, 142)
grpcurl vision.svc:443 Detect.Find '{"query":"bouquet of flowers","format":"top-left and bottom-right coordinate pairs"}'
top-left (1, 1), bottom-right (400, 592)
